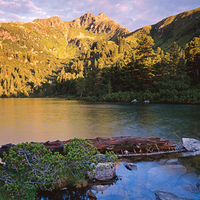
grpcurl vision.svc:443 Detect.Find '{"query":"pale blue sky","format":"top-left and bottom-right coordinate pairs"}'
top-left (0, 0), bottom-right (199, 31)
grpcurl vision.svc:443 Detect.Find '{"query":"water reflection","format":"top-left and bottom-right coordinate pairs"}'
top-left (1, 99), bottom-right (200, 199)
top-left (36, 156), bottom-right (200, 200)
top-left (38, 177), bottom-right (119, 200)
top-left (0, 99), bottom-right (200, 146)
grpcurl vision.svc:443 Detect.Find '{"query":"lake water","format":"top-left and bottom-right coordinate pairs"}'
top-left (0, 98), bottom-right (200, 199)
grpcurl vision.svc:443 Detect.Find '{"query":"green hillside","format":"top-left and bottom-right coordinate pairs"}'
top-left (0, 9), bottom-right (200, 102)
top-left (0, 13), bottom-right (130, 97)
top-left (126, 7), bottom-right (200, 51)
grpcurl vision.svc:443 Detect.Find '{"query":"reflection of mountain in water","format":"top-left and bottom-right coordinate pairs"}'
top-left (37, 176), bottom-right (119, 200)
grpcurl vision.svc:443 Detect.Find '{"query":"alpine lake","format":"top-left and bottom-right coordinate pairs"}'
top-left (0, 98), bottom-right (200, 200)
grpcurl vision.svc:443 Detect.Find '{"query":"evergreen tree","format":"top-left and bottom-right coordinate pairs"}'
top-left (134, 34), bottom-right (156, 90)
top-left (185, 36), bottom-right (200, 84)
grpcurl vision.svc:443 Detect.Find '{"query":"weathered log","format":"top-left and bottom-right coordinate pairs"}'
top-left (0, 136), bottom-right (178, 158)
top-left (86, 136), bottom-right (178, 154)
top-left (117, 149), bottom-right (184, 158)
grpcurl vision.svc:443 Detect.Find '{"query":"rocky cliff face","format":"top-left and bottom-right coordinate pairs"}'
top-left (70, 12), bottom-right (130, 35)
top-left (33, 16), bottom-right (66, 28)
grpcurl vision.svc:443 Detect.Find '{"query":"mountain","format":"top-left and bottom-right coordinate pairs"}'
top-left (0, 9), bottom-right (200, 98)
top-left (125, 7), bottom-right (200, 50)
top-left (64, 12), bottom-right (130, 57)
top-left (31, 13), bottom-right (130, 57)
top-left (69, 12), bottom-right (129, 37)
top-left (0, 12), bottom-right (131, 97)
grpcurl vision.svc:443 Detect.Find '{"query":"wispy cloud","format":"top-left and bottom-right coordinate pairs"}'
top-left (1, 0), bottom-right (200, 31)
top-left (0, 0), bottom-right (21, 10)
top-left (0, 10), bottom-right (5, 15)
top-left (21, 0), bottom-right (42, 14)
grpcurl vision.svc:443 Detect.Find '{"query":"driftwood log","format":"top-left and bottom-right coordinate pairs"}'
top-left (0, 136), bottom-right (179, 158)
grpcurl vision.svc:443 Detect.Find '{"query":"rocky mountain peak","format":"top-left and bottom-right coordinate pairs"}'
top-left (70, 12), bottom-right (129, 35)
top-left (96, 12), bottom-right (111, 21)
top-left (33, 16), bottom-right (66, 28)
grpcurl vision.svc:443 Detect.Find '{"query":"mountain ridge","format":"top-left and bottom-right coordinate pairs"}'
top-left (0, 7), bottom-right (200, 58)
top-left (0, 8), bottom-right (200, 98)
top-left (125, 7), bottom-right (200, 50)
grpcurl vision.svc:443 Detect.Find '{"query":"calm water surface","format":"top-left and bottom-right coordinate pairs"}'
top-left (0, 98), bottom-right (200, 199)
top-left (0, 98), bottom-right (200, 145)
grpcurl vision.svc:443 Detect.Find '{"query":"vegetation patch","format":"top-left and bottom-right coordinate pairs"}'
top-left (0, 138), bottom-right (118, 199)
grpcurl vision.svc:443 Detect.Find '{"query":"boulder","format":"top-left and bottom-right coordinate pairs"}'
top-left (182, 138), bottom-right (200, 152)
top-left (88, 162), bottom-right (116, 181)
top-left (155, 190), bottom-right (194, 200)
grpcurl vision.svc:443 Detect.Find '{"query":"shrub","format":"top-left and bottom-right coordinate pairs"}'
top-left (63, 138), bottom-right (118, 185)
top-left (0, 142), bottom-right (67, 199)
top-left (63, 138), bottom-right (99, 177)
top-left (0, 138), bottom-right (119, 197)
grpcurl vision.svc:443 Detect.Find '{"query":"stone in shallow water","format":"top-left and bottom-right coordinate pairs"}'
top-left (155, 190), bottom-right (194, 200)
top-left (182, 184), bottom-right (198, 194)
top-left (181, 151), bottom-right (200, 157)
top-left (91, 185), bottom-right (109, 192)
top-left (86, 190), bottom-right (97, 199)
top-left (196, 181), bottom-right (200, 191)
top-left (88, 162), bottom-right (116, 181)
top-left (166, 159), bottom-right (179, 165)
top-left (124, 163), bottom-right (137, 171)
top-left (182, 138), bottom-right (200, 152)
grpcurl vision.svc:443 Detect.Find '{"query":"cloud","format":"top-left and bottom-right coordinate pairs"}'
top-left (21, 0), bottom-right (42, 14)
top-left (8, 13), bottom-right (21, 19)
top-left (0, 18), bottom-right (9, 22)
top-left (0, 0), bottom-right (21, 11)
top-left (7, 13), bottom-right (37, 22)
top-left (0, 0), bottom-right (43, 15)
top-left (116, 3), bottom-right (130, 12)
top-left (0, 10), bottom-right (5, 15)
top-left (1, 0), bottom-right (200, 31)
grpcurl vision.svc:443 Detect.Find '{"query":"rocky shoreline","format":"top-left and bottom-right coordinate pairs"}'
top-left (0, 136), bottom-right (178, 158)
top-left (1, 137), bottom-right (200, 199)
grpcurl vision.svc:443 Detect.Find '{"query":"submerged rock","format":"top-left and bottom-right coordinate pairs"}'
top-left (182, 151), bottom-right (200, 157)
top-left (86, 190), bottom-right (97, 199)
top-left (196, 181), bottom-right (200, 191)
top-left (166, 159), bottom-right (179, 164)
top-left (155, 190), bottom-right (194, 200)
top-left (91, 185), bottom-right (109, 192)
top-left (182, 184), bottom-right (198, 194)
top-left (88, 162), bottom-right (116, 181)
top-left (182, 138), bottom-right (200, 152)
top-left (124, 163), bottom-right (137, 171)
top-left (146, 165), bottom-right (186, 191)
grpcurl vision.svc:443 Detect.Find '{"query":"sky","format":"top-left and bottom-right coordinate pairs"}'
top-left (0, 0), bottom-right (199, 32)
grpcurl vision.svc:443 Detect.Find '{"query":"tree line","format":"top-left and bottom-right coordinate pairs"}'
top-left (0, 34), bottom-right (200, 103)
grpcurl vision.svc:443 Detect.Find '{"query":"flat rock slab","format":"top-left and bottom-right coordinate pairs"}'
top-left (155, 190), bottom-right (194, 200)
top-left (182, 138), bottom-right (200, 152)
